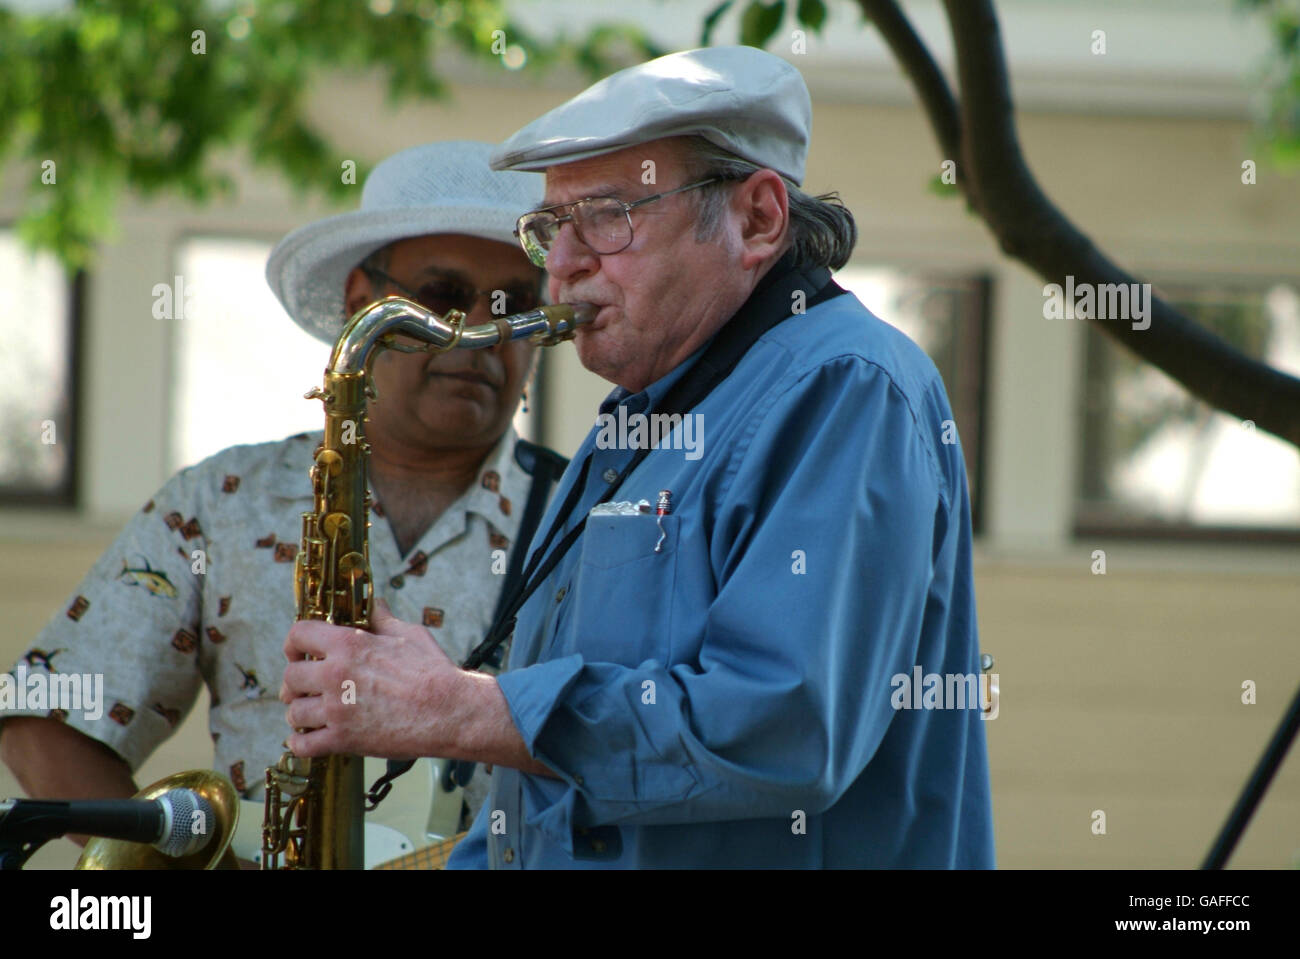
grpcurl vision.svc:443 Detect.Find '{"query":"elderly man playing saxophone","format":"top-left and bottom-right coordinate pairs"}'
top-left (279, 47), bottom-right (996, 868)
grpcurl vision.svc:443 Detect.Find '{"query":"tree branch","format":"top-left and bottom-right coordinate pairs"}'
top-left (856, 0), bottom-right (962, 166)
top-left (929, 0), bottom-right (1300, 446)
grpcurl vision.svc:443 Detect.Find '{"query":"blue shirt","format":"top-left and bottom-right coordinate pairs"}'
top-left (448, 271), bottom-right (995, 868)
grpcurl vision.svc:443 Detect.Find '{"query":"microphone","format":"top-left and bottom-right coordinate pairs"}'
top-left (0, 789), bottom-right (215, 857)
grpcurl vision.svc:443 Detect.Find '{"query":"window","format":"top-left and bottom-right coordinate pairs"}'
top-left (171, 237), bottom-right (536, 474)
top-left (171, 237), bottom-right (327, 471)
top-left (1076, 280), bottom-right (1300, 538)
top-left (834, 266), bottom-right (992, 532)
top-left (0, 232), bottom-right (79, 506)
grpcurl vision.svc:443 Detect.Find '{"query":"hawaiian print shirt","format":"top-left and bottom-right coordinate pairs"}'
top-left (4, 428), bottom-right (529, 819)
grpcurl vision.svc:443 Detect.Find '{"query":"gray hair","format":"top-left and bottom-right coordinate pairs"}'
top-left (677, 136), bottom-right (857, 272)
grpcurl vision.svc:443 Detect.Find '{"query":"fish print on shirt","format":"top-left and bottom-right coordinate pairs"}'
top-left (118, 557), bottom-right (179, 599)
top-left (23, 648), bottom-right (63, 671)
top-left (234, 663), bottom-right (264, 700)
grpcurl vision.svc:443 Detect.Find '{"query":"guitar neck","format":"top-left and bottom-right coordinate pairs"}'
top-left (373, 833), bottom-right (465, 871)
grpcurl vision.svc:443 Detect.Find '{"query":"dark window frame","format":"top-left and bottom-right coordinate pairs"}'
top-left (0, 242), bottom-right (85, 509)
top-left (1072, 272), bottom-right (1300, 544)
top-left (954, 275), bottom-right (992, 537)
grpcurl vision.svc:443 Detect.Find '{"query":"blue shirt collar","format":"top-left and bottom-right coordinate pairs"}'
top-left (597, 340), bottom-right (711, 418)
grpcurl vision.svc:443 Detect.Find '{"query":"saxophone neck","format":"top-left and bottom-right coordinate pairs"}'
top-left (328, 296), bottom-right (597, 375)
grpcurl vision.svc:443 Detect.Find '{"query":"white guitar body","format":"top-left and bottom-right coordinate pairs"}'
top-left (231, 756), bottom-right (463, 869)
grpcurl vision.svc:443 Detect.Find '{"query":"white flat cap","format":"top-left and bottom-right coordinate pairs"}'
top-left (490, 46), bottom-right (812, 185)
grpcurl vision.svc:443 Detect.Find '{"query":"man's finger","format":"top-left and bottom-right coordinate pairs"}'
top-left (281, 659), bottom-right (324, 700)
top-left (371, 599), bottom-right (446, 660)
top-left (286, 726), bottom-right (337, 758)
top-left (285, 620), bottom-right (341, 661)
top-left (370, 597), bottom-right (410, 638)
top-left (286, 694), bottom-right (326, 732)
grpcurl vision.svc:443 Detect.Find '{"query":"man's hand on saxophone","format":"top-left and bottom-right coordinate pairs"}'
top-left (279, 599), bottom-right (557, 780)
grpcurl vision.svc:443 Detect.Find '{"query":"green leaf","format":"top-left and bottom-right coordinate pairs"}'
top-left (796, 0), bottom-right (827, 32)
top-left (926, 173), bottom-right (960, 198)
top-left (701, 0), bottom-right (735, 46)
top-left (1275, 15), bottom-right (1299, 53)
top-left (740, 0), bottom-right (785, 49)
top-left (0, 0), bottom-right (654, 270)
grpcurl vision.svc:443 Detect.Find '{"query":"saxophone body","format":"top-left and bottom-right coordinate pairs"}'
top-left (259, 356), bottom-right (371, 869)
top-left (261, 296), bottom-right (594, 870)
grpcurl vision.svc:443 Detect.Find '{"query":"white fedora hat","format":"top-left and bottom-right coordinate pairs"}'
top-left (266, 140), bottom-right (544, 343)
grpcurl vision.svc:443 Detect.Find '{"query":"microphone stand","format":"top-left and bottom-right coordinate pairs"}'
top-left (0, 797), bottom-right (160, 870)
top-left (1202, 680), bottom-right (1300, 869)
top-left (0, 836), bottom-right (46, 870)
top-left (0, 802), bottom-right (50, 869)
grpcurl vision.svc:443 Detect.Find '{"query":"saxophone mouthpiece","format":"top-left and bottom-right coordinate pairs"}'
top-left (527, 302), bottom-right (599, 346)
top-left (568, 302), bottom-right (598, 326)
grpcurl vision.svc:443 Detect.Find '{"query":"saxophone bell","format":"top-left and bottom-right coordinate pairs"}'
top-left (75, 770), bottom-right (241, 870)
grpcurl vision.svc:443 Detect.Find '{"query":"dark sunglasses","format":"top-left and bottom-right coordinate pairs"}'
top-left (365, 268), bottom-right (541, 318)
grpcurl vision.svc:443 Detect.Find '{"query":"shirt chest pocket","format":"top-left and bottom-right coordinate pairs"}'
top-left (549, 514), bottom-right (680, 666)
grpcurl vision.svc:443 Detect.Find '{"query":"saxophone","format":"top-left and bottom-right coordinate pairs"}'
top-left (260, 295), bottom-right (595, 870)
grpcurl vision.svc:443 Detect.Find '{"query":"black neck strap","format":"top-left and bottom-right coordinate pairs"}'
top-left (462, 255), bottom-right (845, 671)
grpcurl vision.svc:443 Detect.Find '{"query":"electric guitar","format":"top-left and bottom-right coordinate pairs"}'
top-left (231, 756), bottom-right (462, 869)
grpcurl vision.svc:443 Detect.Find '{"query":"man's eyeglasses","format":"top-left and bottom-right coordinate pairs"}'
top-left (364, 268), bottom-right (542, 318)
top-left (514, 177), bottom-right (724, 268)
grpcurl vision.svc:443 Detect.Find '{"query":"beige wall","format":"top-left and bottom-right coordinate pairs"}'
top-left (2, 56), bottom-right (1298, 869)
top-left (979, 556), bottom-right (1299, 868)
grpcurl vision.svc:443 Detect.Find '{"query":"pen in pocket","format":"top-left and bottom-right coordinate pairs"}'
top-left (654, 490), bottom-right (672, 552)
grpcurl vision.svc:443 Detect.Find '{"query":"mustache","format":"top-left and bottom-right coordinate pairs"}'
top-left (555, 284), bottom-right (610, 308)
